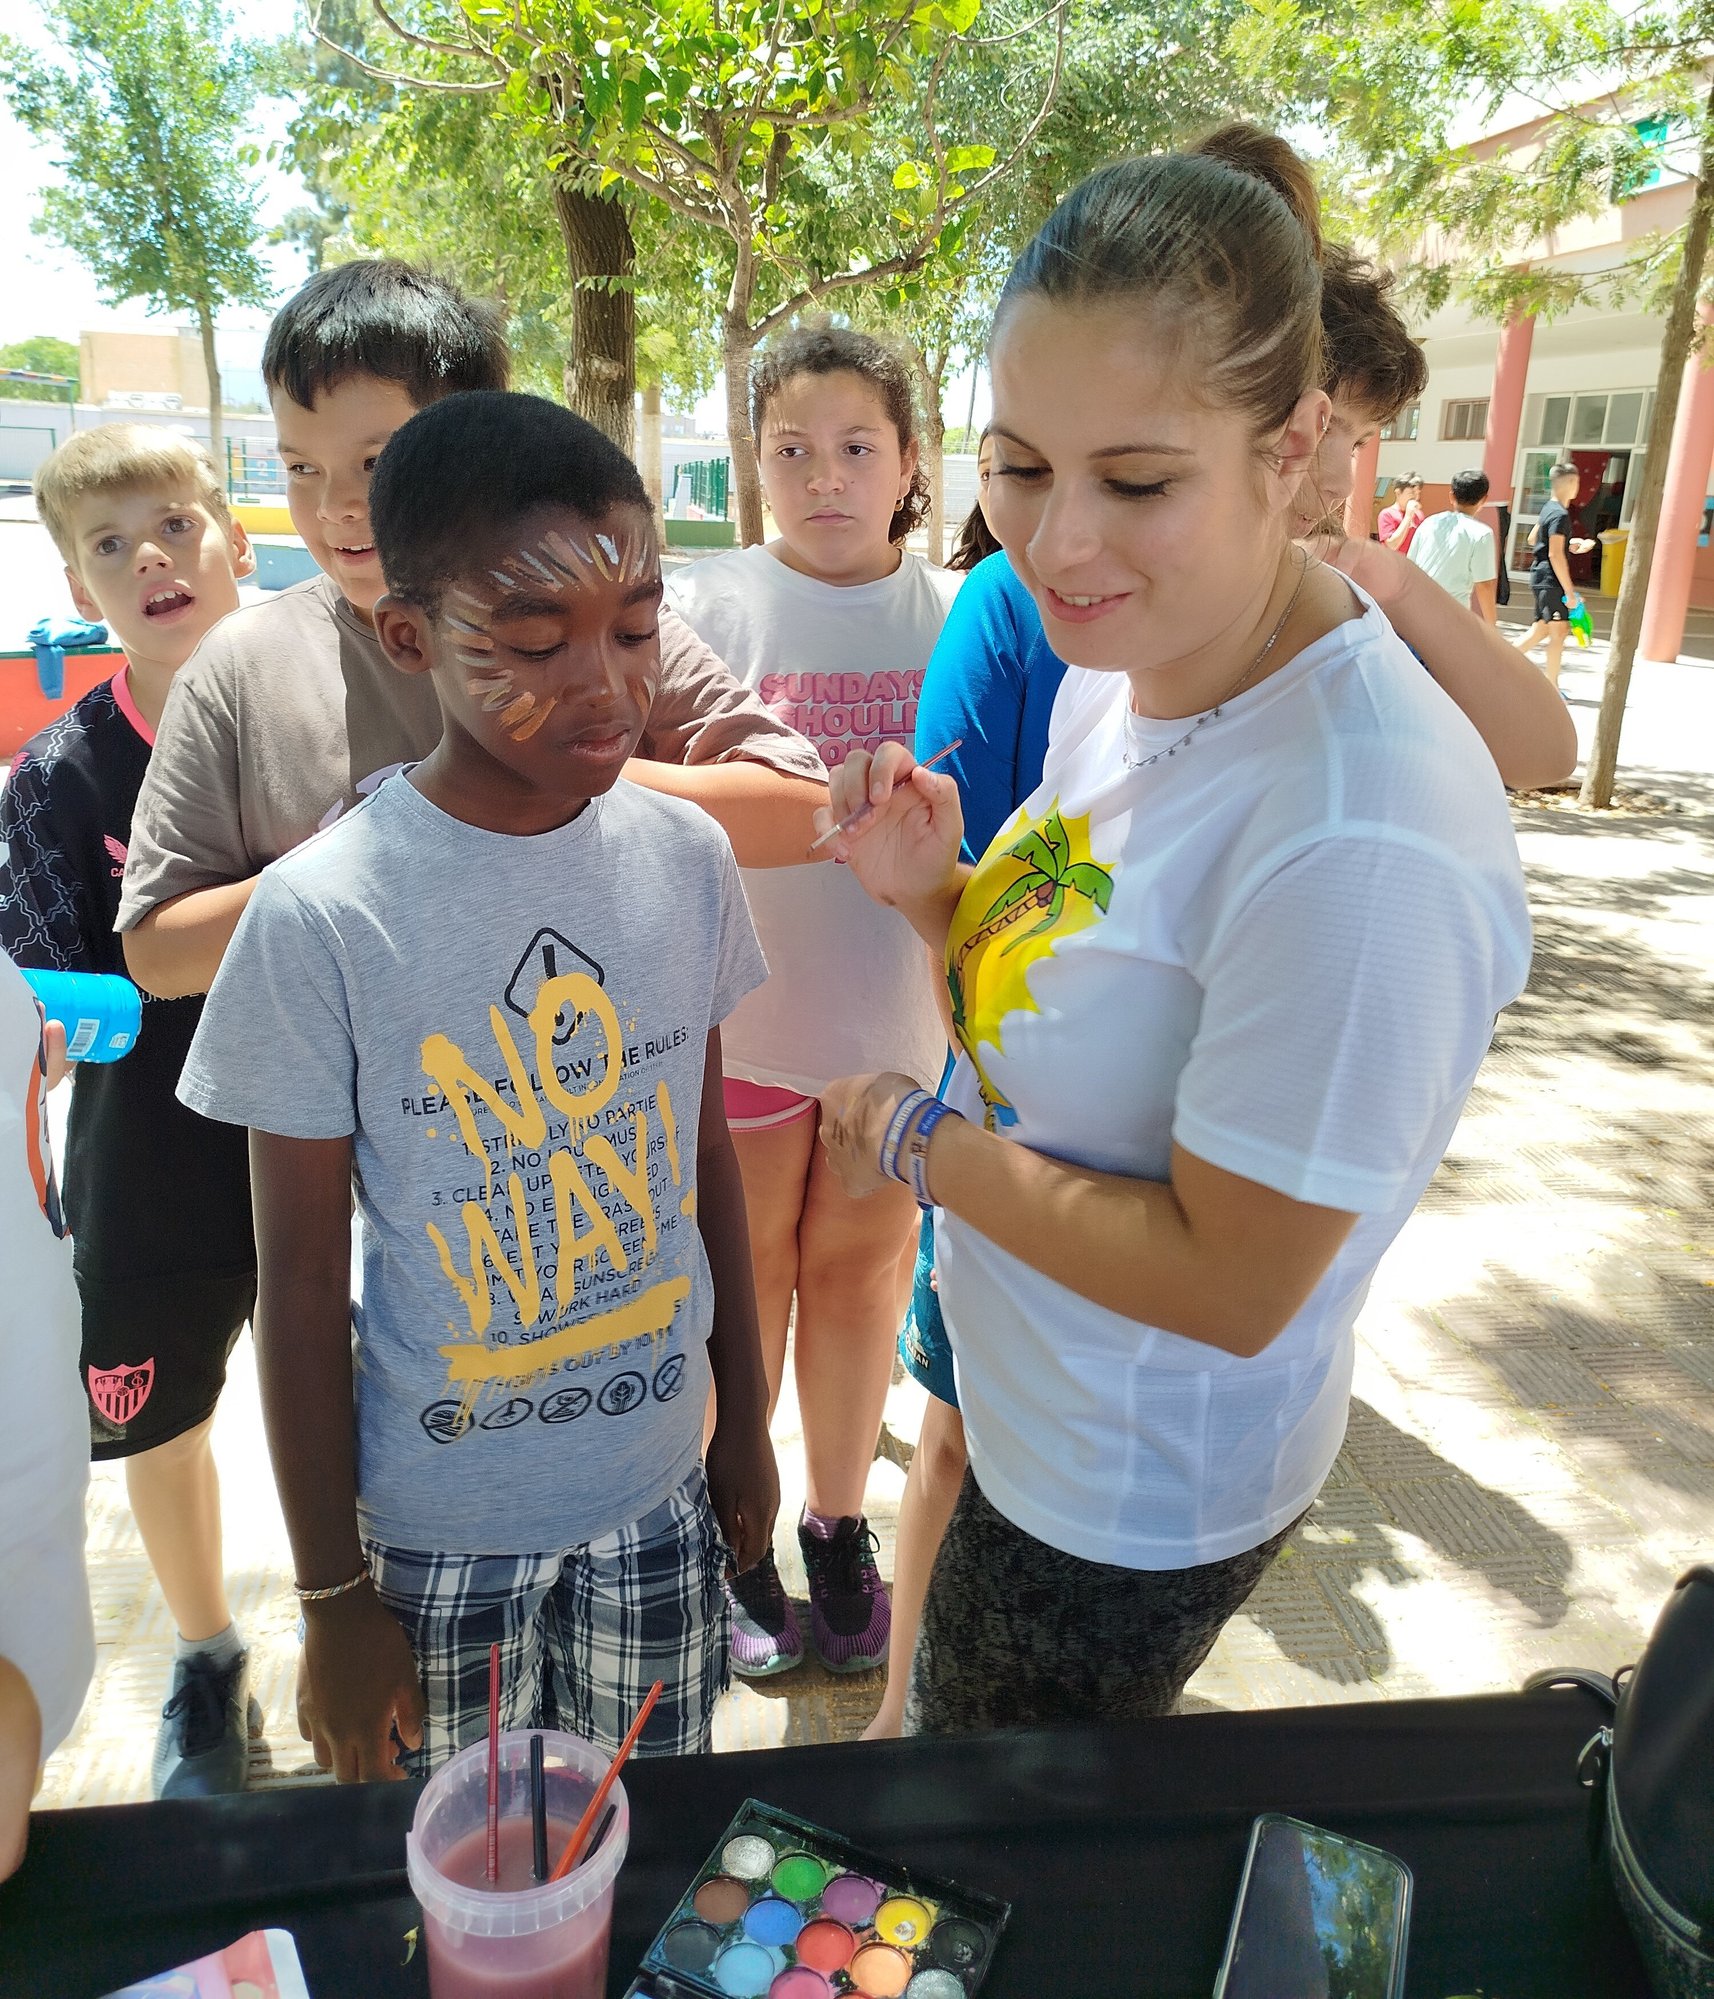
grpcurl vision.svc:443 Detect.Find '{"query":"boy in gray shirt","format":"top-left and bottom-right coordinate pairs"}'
top-left (181, 392), bottom-right (777, 1776)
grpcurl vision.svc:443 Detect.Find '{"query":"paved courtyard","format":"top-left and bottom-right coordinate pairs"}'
top-left (25, 601), bottom-right (1714, 1806)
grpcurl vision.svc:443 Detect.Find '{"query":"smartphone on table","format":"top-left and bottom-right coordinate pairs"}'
top-left (1212, 1812), bottom-right (1413, 1999)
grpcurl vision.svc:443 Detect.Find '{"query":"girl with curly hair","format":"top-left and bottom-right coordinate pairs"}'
top-left (666, 325), bottom-right (962, 1681)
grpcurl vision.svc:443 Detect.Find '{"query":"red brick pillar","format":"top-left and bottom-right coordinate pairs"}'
top-left (1640, 305), bottom-right (1714, 663)
top-left (1482, 313), bottom-right (1536, 511)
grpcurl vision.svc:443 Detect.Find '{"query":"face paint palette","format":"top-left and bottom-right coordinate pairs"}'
top-left (622, 1800), bottom-right (1009, 1999)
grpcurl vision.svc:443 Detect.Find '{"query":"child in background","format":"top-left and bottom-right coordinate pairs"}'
top-left (1409, 469), bottom-right (1499, 623)
top-left (0, 429), bottom-right (258, 1797)
top-left (1375, 473), bottom-right (1425, 552)
top-left (180, 394), bottom-right (777, 1776)
top-left (0, 948), bottom-right (92, 1879)
top-left (118, 260), bottom-right (828, 1006)
top-left (1514, 462), bottom-right (1597, 687)
top-left (666, 328), bottom-right (960, 1679)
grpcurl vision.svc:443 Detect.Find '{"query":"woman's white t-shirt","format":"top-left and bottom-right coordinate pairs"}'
top-left (935, 588), bottom-right (1533, 1569)
top-left (0, 950), bottom-right (93, 1760)
top-left (666, 543), bottom-right (962, 1094)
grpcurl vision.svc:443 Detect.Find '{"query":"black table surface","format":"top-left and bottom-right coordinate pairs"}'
top-left (0, 1688), bottom-right (1648, 1999)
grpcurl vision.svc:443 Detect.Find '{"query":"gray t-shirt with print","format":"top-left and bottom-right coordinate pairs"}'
top-left (179, 774), bottom-right (766, 1554)
top-left (117, 571), bottom-right (826, 931)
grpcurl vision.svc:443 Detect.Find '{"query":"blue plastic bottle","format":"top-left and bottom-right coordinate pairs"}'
top-left (21, 969), bottom-right (142, 1062)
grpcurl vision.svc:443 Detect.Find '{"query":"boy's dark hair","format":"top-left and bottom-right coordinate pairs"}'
top-left (1451, 467), bottom-right (1491, 506)
top-left (263, 259), bottom-right (509, 411)
top-left (751, 323), bottom-right (931, 544)
top-left (1549, 461), bottom-right (1579, 484)
top-left (371, 392), bottom-right (649, 612)
top-left (1318, 244), bottom-right (1428, 423)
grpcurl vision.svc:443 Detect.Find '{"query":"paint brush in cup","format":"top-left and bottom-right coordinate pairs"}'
top-left (530, 1732), bottom-right (548, 1884)
top-left (485, 1643), bottom-right (501, 1885)
top-left (548, 1679), bottom-right (662, 1882)
top-left (808, 738), bottom-right (963, 852)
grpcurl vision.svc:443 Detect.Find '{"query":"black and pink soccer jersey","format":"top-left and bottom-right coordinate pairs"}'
top-left (0, 672), bottom-right (253, 1283)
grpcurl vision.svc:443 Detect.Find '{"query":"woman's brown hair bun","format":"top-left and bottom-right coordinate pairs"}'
top-left (1186, 122), bottom-right (1323, 264)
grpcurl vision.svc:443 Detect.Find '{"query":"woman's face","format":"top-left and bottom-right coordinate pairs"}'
top-left (984, 296), bottom-right (1325, 689)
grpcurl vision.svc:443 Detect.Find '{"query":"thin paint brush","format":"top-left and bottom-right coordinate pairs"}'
top-left (808, 738), bottom-right (963, 852)
top-left (530, 1732), bottom-right (548, 1884)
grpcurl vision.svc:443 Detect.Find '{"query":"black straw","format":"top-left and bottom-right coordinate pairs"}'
top-left (530, 1734), bottom-right (548, 1884)
top-left (587, 1803), bottom-right (618, 1859)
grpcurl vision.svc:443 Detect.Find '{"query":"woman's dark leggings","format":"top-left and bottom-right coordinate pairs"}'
top-left (903, 1469), bottom-right (1303, 1735)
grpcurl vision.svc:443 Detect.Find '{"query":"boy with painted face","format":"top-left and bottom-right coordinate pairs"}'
top-left (180, 394), bottom-right (778, 1777)
top-left (118, 260), bottom-right (827, 1003)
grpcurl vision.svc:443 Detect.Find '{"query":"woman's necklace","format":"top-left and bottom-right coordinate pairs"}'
top-left (1123, 550), bottom-right (1312, 771)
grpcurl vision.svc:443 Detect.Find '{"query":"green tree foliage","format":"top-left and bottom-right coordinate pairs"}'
top-left (2, 0), bottom-right (274, 463)
top-left (0, 335), bottom-right (80, 402)
top-left (307, 0), bottom-right (1070, 542)
top-left (1235, 0), bottom-right (1714, 803)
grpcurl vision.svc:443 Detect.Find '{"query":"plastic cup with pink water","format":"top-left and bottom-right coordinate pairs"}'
top-left (407, 1729), bottom-right (629, 1999)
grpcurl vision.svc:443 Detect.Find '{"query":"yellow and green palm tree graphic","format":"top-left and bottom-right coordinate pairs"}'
top-left (948, 810), bottom-right (1115, 1124)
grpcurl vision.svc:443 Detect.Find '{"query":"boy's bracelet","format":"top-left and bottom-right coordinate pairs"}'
top-left (295, 1566), bottom-right (370, 1603)
top-left (902, 1098), bottom-right (962, 1208)
top-left (877, 1088), bottom-right (934, 1185)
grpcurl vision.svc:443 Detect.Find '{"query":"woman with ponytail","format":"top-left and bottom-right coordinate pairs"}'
top-left (822, 131), bottom-right (1531, 1733)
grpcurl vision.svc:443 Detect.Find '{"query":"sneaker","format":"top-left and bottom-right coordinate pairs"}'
top-left (799, 1514), bottom-right (891, 1674)
top-left (151, 1648), bottom-right (259, 1799)
top-left (725, 1549), bottom-right (805, 1678)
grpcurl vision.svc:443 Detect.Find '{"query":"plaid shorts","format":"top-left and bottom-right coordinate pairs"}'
top-left (365, 1464), bottom-right (730, 1774)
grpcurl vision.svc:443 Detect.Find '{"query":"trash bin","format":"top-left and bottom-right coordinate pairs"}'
top-left (1598, 528), bottom-right (1629, 595)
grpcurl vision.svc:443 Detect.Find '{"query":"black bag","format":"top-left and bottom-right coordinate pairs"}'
top-left (1529, 1565), bottom-right (1714, 1997)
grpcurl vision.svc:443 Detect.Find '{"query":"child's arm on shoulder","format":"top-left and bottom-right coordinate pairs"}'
top-left (122, 879), bottom-right (257, 999)
top-left (249, 1129), bottom-right (425, 1781)
top-left (694, 1029), bottom-right (779, 1572)
top-left (1320, 535), bottom-right (1577, 790)
top-left (118, 649), bottom-right (259, 997)
top-left (629, 606), bottom-right (829, 868)
top-left (622, 760), bottom-right (830, 869)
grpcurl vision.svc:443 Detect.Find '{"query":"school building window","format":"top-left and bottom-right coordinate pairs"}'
top-left (1441, 397), bottom-right (1489, 441)
top-left (1379, 403), bottom-right (1419, 442)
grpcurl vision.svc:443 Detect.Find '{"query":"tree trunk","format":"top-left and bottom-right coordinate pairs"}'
top-left (551, 179), bottom-right (636, 455)
top-left (910, 344), bottom-right (948, 565)
top-left (639, 379), bottom-right (663, 522)
top-left (726, 320), bottom-right (764, 547)
top-left (1582, 94), bottom-right (1714, 807)
top-left (196, 302), bottom-right (224, 479)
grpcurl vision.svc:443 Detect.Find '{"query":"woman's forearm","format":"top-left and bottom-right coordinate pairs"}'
top-left (924, 1117), bottom-right (1354, 1358)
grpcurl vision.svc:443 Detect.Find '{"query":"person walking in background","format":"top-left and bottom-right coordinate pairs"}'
top-left (666, 326), bottom-right (960, 1683)
top-left (1408, 469), bottom-right (1499, 624)
top-left (1375, 473), bottom-right (1425, 552)
top-left (1514, 462), bottom-right (1597, 688)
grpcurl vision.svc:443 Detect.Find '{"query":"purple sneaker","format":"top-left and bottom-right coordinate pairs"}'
top-left (725, 1549), bottom-right (804, 1677)
top-left (800, 1513), bottom-right (891, 1674)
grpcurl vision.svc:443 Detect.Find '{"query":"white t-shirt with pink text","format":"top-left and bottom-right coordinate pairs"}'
top-left (666, 543), bottom-right (961, 1094)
